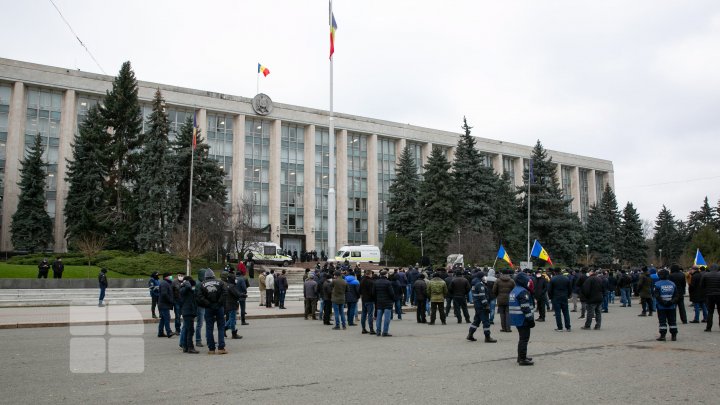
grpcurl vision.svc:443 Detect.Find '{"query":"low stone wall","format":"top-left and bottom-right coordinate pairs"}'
top-left (0, 278), bottom-right (147, 289)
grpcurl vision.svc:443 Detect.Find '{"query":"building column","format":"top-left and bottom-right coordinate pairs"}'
top-left (422, 142), bottom-right (433, 167)
top-left (367, 134), bottom-right (378, 246)
top-left (513, 157), bottom-right (524, 189)
top-left (555, 162), bottom-right (562, 188)
top-left (571, 166), bottom-right (581, 214)
top-left (269, 119), bottom-right (281, 244)
top-left (231, 114), bottom-right (245, 214)
top-left (447, 146), bottom-right (456, 165)
top-left (588, 169), bottom-right (597, 207)
top-left (395, 138), bottom-right (406, 164)
top-left (53, 89), bottom-right (77, 252)
top-left (607, 171), bottom-right (615, 191)
top-left (493, 153), bottom-right (503, 175)
top-left (336, 129), bottom-right (348, 247)
top-left (1, 82), bottom-right (25, 252)
top-left (304, 124), bottom-right (316, 252)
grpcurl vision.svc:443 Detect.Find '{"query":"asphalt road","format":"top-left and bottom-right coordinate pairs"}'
top-left (1, 302), bottom-right (718, 404)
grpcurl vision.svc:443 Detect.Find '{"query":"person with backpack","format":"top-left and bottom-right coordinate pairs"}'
top-left (148, 271), bottom-right (160, 319)
top-left (197, 269), bottom-right (228, 355)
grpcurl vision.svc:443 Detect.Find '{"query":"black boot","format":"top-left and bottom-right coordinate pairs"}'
top-left (466, 329), bottom-right (477, 342)
top-left (231, 330), bottom-right (242, 339)
top-left (518, 358), bottom-right (534, 366)
top-left (224, 329), bottom-right (227, 338)
top-left (656, 333), bottom-right (666, 341)
top-left (484, 333), bottom-right (497, 343)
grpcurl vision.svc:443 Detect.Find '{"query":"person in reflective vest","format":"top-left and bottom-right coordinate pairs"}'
top-left (466, 271), bottom-right (497, 343)
top-left (509, 272), bottom-right (536, 366)
top-left (654, 269), bottom-right (680, 341)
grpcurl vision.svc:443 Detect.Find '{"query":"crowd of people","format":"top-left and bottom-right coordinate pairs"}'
top-left (136, 258), bottom-right (720, 365)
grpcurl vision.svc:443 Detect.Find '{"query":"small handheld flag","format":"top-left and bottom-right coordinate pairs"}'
top-left (329, 12), bottom-right (337, 59)
top-left (695, 249), bottom-right (707, 267)
top-left (497, 245), bottom-right (514, 267)
top-left (192, 110), bottom-right (197, 149)
top-left (258, 63), bottom-right (270, 77)
top-left (530, 240), bottom-right (553, 265)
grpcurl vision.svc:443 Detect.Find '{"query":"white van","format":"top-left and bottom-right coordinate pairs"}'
top-left (334, 245), bottom-right (381, 263)
top-left (246, 242), bottom-right (293, 266)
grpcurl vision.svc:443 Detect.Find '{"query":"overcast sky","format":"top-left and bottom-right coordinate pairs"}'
top-left (3, 0), bottom-right (719, 225)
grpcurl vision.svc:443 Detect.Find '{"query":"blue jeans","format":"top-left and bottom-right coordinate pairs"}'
top-left (226, 309), bottom-right (237, 331)
top-left (195, 307), bottom-right (205, 343)
top-left (694, 302), bottom-right (708, 321)
top-left (620, 288), bottom-right (632, 306)
top-left (489, 299), bottom-right (497, 322)
top-left (609, 291), bottom-right (615, 303)
top-left (174, 302), bottom-right (182, 332)
top-left (205, 307), bottom-right (226, 351)
top-left (552, 297), bottom-right (571, 330)
top-left (362, 301), bottom-right (375, 330)
top-left (602, 293), bottom-right (609, 311)
top-left (99, 286), bottom-right (106, 302)
top-left (158, 308), bottom-right (172, 336)
top-left (405, 285), bottom-right (412, 304)
top-left (332, 303), bottom-right (346, 327)
top-left (346, 302), bottom-right (358, 324)
top-left (376, 307), bottom-right (392, 335)
top-left (179, 321), bottom-right (187, 349)
top-left (279, 290), bottom-right (286, 307)
top-left (393, 299), bottom-right (403, 319)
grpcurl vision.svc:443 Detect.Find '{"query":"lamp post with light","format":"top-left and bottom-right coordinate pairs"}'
top-left (585, 244), bottom-right (589, 266)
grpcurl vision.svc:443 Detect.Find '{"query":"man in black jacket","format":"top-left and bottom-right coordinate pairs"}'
top-left (180, 276), bottom-right (199, 353)
top-left (413, 274), bottom-right (428, 324)
top-left (581, 269), bottom-right (604, 330)
top-left (372, 269), bottom-right (395, 336)
top-left (359, 270), bottom-right (375, 334)
top-left (701, 264), bottom-right (720, 332)
top-left (548, 268), bottom-right (572, 332)
top-left (197, 269), bottom-right (228, 354)
top-left (449, 272), bottom-right (471, 324)
top-left (158, 272), bottom-right (175, 338)
top-left (534, 272), bottom-right (549, 322)
top-left (668, 264), bottom-right (688, 324)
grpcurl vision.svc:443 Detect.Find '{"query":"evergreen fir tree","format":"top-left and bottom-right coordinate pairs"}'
top-left (492, 174), bottom-right (525, 256)
top-left (64, 105), bottom-right (110, 246)
top-left (653, 205), bottom-right (682, 266)
top-left (417, 146), bottom-right (455, 264)
top-left (11, 135), bottom-right (53, 252)
top-left (519, 141), bottom-right (583, 265)
top-left (585, 203), bottom-right (614, 266)
top-left (135, 89), bottom-right (178, 252)
top-left (173, 116), bottom-right (227, 223)
top-left (618, 202), bottom-right (647, 266)
top-left (387, 146), bottom-right (420, 241)
top-left (101, 61), bottom-right (143, 249)
top-left (687, 196), bottom-right (717, 237)
top-left (599, 183), bottom-right (622, 245)
top-left (451, 117), bottom-right (496, 231)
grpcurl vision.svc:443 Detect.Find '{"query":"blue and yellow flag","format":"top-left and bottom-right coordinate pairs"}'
top-left (695, 249), bottom-right (707, 267)
top-left (530, 240), bottom-right (553, 265)
top-left (497, 245), bottom-right (514, 267)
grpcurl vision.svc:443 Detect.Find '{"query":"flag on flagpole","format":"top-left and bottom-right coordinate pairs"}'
top-left (329, 12), bottom-right (338, 59)
top-left (258, 63), bottom-right (270, 77)
top-left (497, 245), bottom-right (514, 267)
top-left (528, 159), bottom-right (534, 184)
top-left (530, 240), bottom-right (553, 265)
top-left (695, 249), bottom-right (707, 267)
top-left (192, 110), bottom-right (198, 149)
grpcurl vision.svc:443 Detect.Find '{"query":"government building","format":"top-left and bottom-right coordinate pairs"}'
top-left (0, 58), bottom-right (614, 254)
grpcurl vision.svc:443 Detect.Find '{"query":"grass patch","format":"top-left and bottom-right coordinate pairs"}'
top-left (0, 263), bottom-right (132, 279)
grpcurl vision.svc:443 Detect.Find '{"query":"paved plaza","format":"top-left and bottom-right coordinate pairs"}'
top-left (0, 300), bottom-right (718, 404)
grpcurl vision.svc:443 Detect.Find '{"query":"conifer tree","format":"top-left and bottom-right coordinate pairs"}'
top-left (599, 183), bottom-right (622, 244)
top-left (654, 205), bottom-right (682, 266)
top-left (451, 117), bottom-right (496, 231)
top-left (687, 196), bottom-right (717, 237)
top-left (492, 174), bottom-right (525, 256)
top-left (520, 141), bottom-right (583, 265)
top-left (135, 89), bottom-right (178, 252)
top-left (173, 116), bottom-right (227, 223)
top-left (618, 202), bottom-right (647, 266)
top-left (101, 61), bottom-right (143, 249)
top-left (417, 146), bottom-right (455, 263)
top-left (585, 203), bottom-right (614, 266)
top-left (64, 105), bottom-right (110, 246)
top-left (11, 135), bottom-right (53, 252)
top-left (387, 146), bottom-right (420, 241)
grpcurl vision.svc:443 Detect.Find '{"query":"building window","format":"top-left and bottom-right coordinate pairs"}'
top-left (314, 127), bottom-right (332, 253)
top-left (207, 113), bottom-right (233, 208)
top-left (595, 171), bottom-right (605, 205)
top-left (579, 169), bottom-right (589, 224)
top-left (280, 123), bottom-right (304, 234)
top-left (347, 132), bottom-right (368, 245)
top-left (407, 141), bottom-right (423, 175)
top-left (0, 84), bottom-right (10, 230)
top-left (244, 118), bottom-right (271, 228)
top-left (377, 137), bottom-right (395, 244)
top-left (503, 156), bottom-right (515, 187)
top-left (561, 166), bottom-right (573, 212)
top-left (76, 94), bottom-right (103, 134)
top-left (165, 108), bottom-right (193, 143)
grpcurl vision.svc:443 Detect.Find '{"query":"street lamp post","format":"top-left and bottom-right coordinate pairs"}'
top-left (457, 229), bottom-right (461, 252)
top-left (420, 231), bottom-right (424, 257)
top-left (659, 249), bottom-right (663, 267)
top-left (585, 244), bottom-right (589, 266)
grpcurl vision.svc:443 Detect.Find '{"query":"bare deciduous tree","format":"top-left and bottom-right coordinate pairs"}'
top-left (446, 227), bottom-right (496, 266)
top-left (76, 233), bottom-right (106, 266)
top-left (230, 196), bottom-right (265, 261)
top-left (169, 225), bottom-right (211, 266)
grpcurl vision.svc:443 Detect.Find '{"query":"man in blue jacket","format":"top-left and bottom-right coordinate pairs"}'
top-left (466, 271), bottom-right (497, 343)
top-left (654, 269), bottom-right (680, 341)
top-left (148, 272), bottom-right (160, 319)
top-left (509, 272), bottom-right (535, 365)
top-left (548, 268), bottom-right (572, 332)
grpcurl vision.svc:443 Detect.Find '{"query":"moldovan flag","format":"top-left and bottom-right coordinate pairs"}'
top-left (497, 245), bottom-right (514, 267)
top-left (695, 249), bottom-right (707, 267)
top-left (530, 240), bottom-right (553, 265)
top-left (258, 63), bottom-right (270, 77)
top-left (329, 12), bottom-right (338, 59)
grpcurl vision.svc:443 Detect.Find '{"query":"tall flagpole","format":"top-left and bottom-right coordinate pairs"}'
top-left (186, 112), bottom-right (197, 276)
top-left (327, 0), bottom-right (336, 262)
top-left (527, 159), bottom-right (532, 264)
